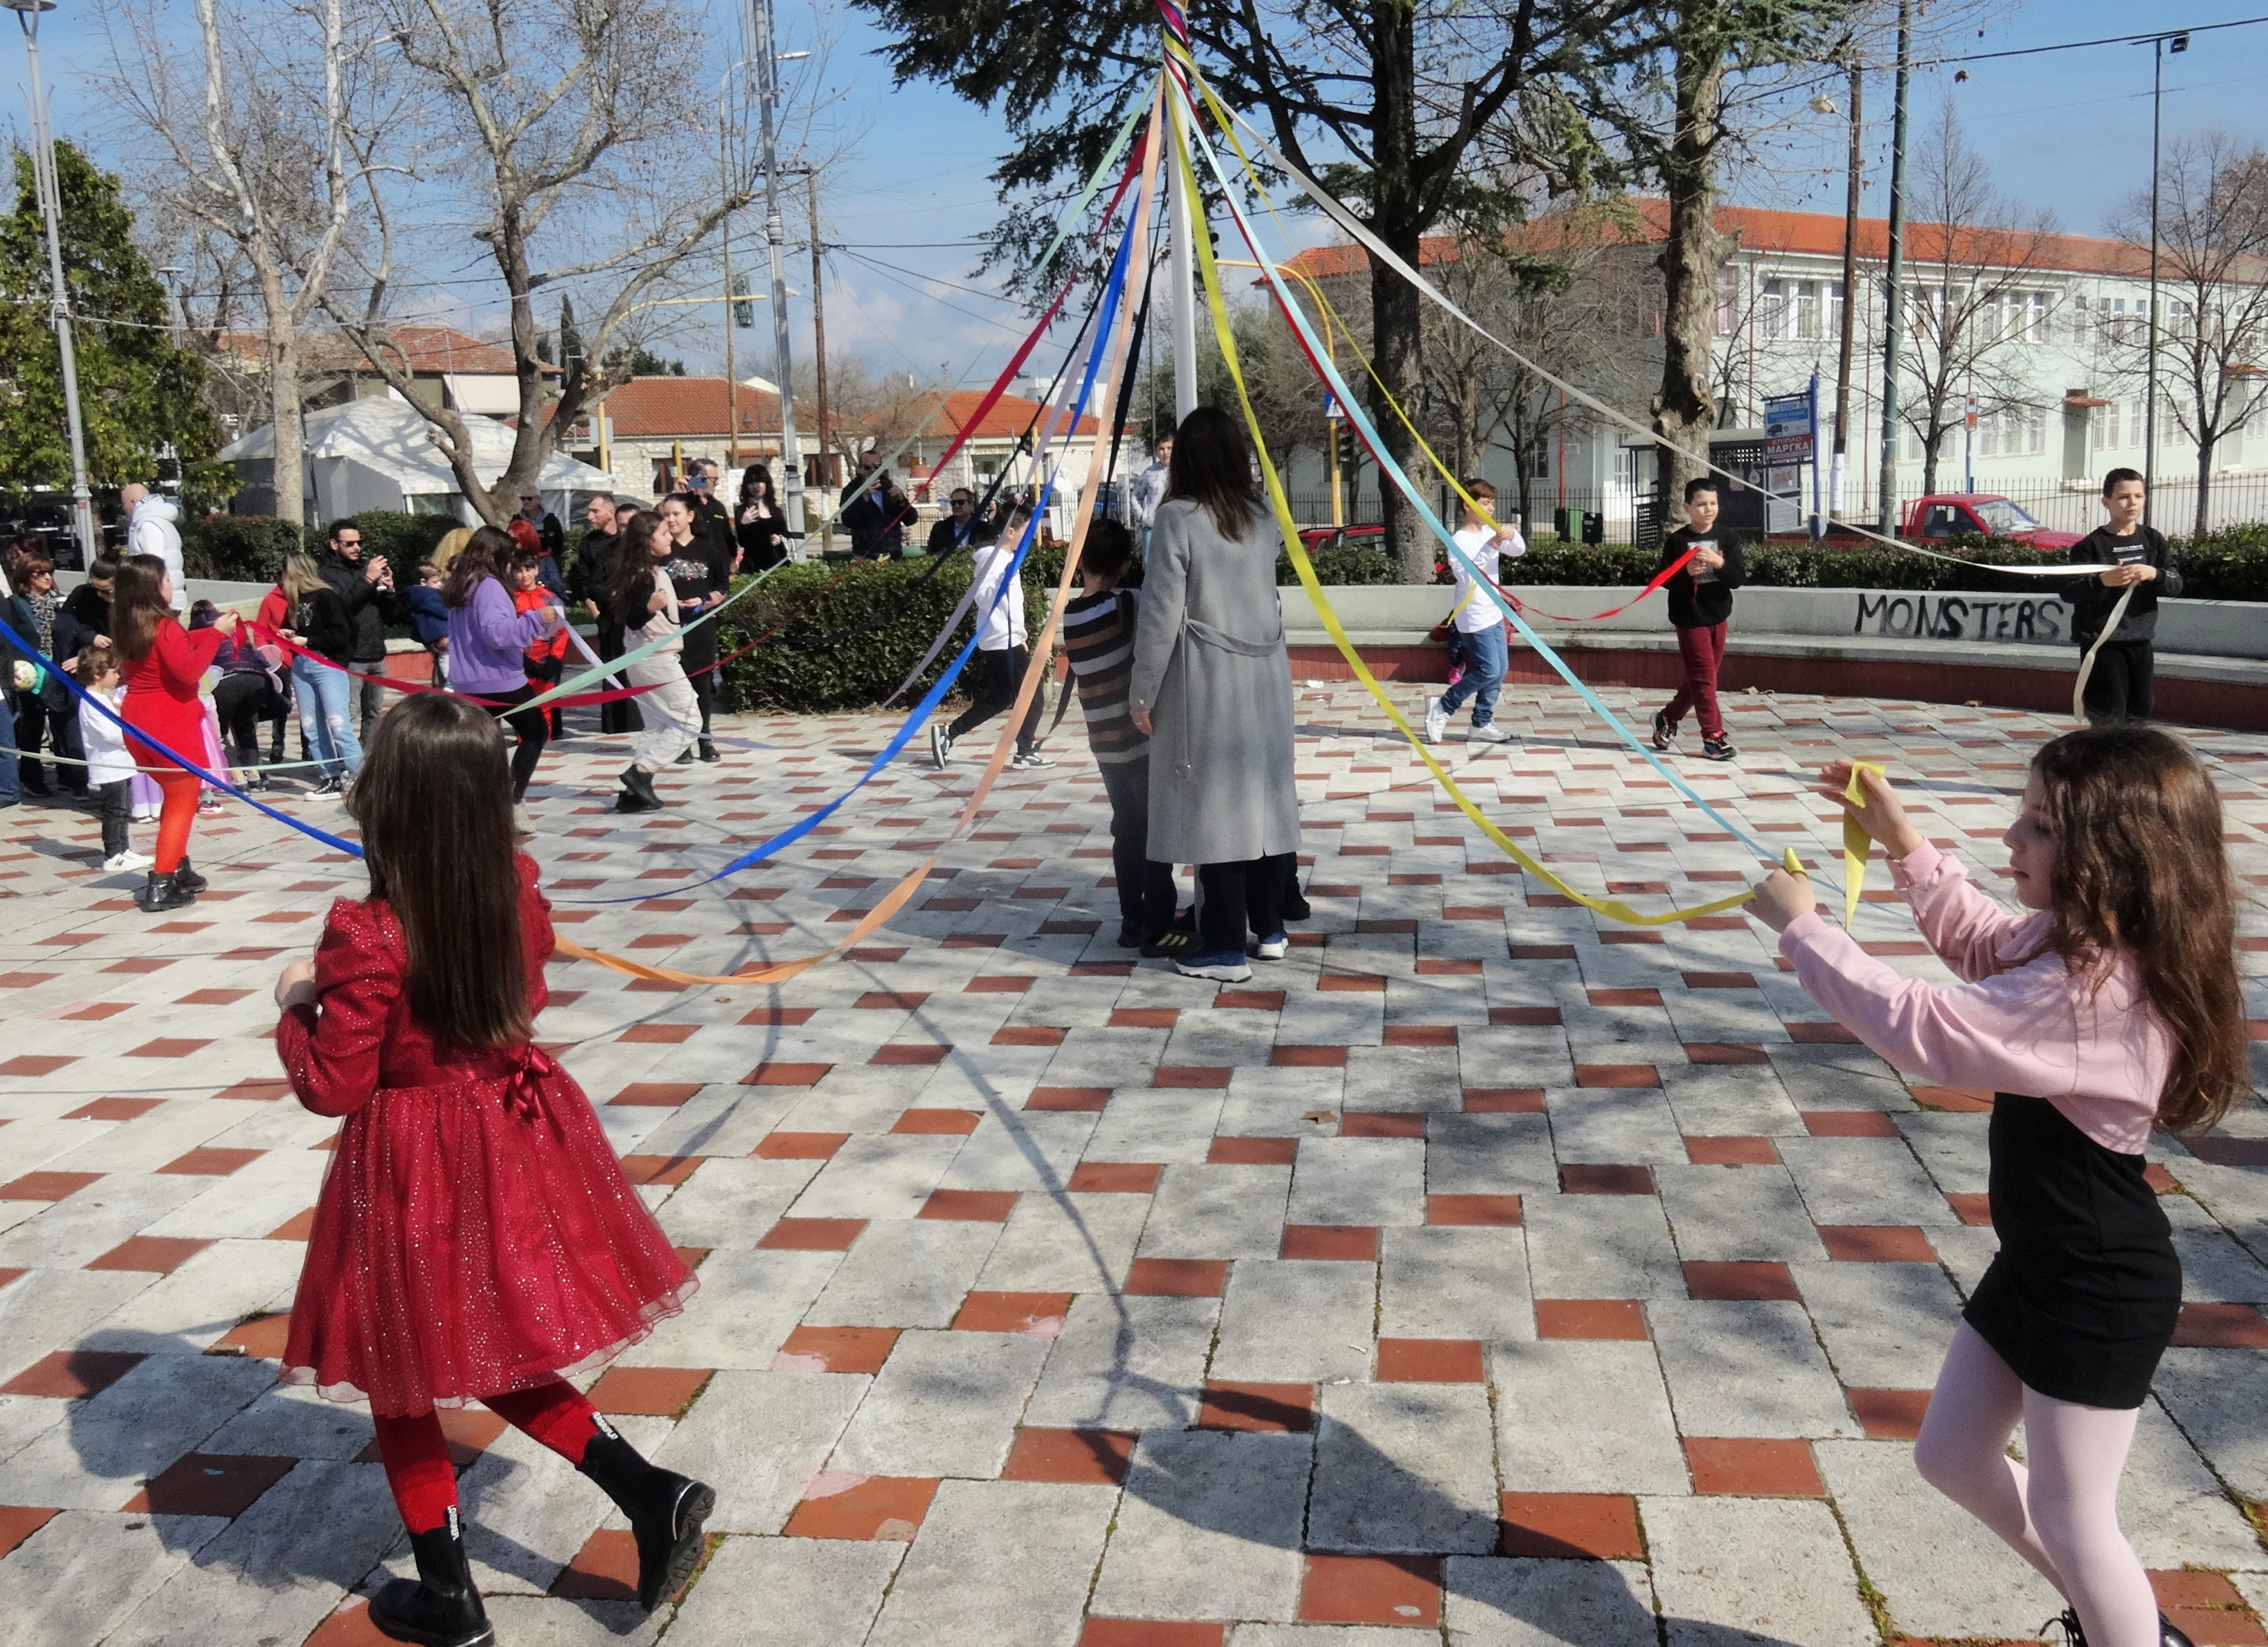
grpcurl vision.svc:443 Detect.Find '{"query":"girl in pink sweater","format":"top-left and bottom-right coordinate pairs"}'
top-left (1749, 725), bottom-right (2247, 1647)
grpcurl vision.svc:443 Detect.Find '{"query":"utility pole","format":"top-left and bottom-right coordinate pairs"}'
top-left (808, 174), bottom-right (832, 549)
top-left (1875, 0), bottom-right (1912, 539)
top-left (720, 69), bottom-right (741, 473)
top-left (749, 0), bottom-right (805, 541)
top-left (7, 0), bottom-right (96, 565)
top-left (1165, 55), bottom-right (1198, 427)
top-left (2139, 31), bottom-right (2188, 528)
top-left (1831, 54), bottom-right (1862, 522)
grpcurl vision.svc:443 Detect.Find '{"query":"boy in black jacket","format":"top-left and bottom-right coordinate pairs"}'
top-left (1650, 475), bottom-right (1746, 761)
top-left (2063, 467), bottom-right (2179, 722)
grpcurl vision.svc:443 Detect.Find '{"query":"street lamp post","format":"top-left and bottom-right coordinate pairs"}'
top-left (1875, 0), bottom-right (1912, 540)
top-left (747, 0), bottom-right (806, 547)
top-left (2138, 30), bottom-right (2188, 529)
top-left (7, 0), bottom-right (97, 564)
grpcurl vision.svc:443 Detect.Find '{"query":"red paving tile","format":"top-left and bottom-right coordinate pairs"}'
top-left (1684, 1261), bottom-right (1801, 1302)
top-left (784, 1475), bottom-right (938, 1541)
top-left (2149, 1571), bottom-right (2250, 1611)
top-left (1067, 1162), bottom-right (1163, 1193)
top-left (952, 1291), bottom-right (1073, 1335)
top-left (1489, 1006), bottom-right (1563, 1026)
top-left (1214, 989), bottom-right (1286, 1010)
top-left (1686, 1437), bottom-right (1826, 1497)
top-left (1, 1349), bottom-right (145, 1398)
top-left (126, 1039), bottom-right (212, 1059)
top-left (2171, 1303), bottom-right (2268, 1348)
top-left (1848, 1388), bottom-right (1933, 1440)
top-left (1299, 1554), bottom-right (1441, 1626)
top-left (86, 1236), bottom-right (212, 1274)
top-left (1028, 1087), bottom-right (1112, 1111)
top-left (739, 1007), bottom-right (820, 1026)
top-left (1801, 1111), bottom-right (1900, 1138)
top-left (1376, 1339), bottom-right (1486, 1382)
top-left (753, 1131), bottom-right (848, 1160)
top-left (919, 1188), bottom-right (1019, 1221)
top-left (1209, 1136), bottom-right (1300, 1165)
top-left (62, 1097), bottom-right (164, 1122)
top-left (1426, 1193), bottom-right (1524, 1226)
top-left (210, 1312), bottom-right (293, 1360)
top-left (0, 1056), bottom-right (78, 1077)
top-left (1124, 1259), bottom-right (1230, 1298)
top-left (125, 1453), bottom-right (297, 1517)
top-left (618, 1023), bottom-right (700, 1044)
top-left (1080, 1624), bottom-right (1226, 1647)
top-left (742, 1062), bottom-right (834, 1086)
top-left (618, 1155), bottom-right (703, 1187)
top-left (1154, 1066), bottom-right (1233, 1087)
top-left (1382, 1025), bottom-right (1458, 1046)
top-left (217, 1078), bottom-right (292, 1102)
top-left (2161, 1607), bottom-right (2268, 1646)
top-left (546, 1528), bottom-right (644, 1602)
top-left (1686, 1042), bottom-right (1771, 1065)
top-left (1000, 1427), bottom-right (1137, 1485)
top-left (1, 1171), bottom-right (103, 1202)
top-left (1947, 1193), bottom-right (1995, 1226)
top-left (1786, 1021), bottom-right (1861, 1044)
top-left (1560, 1164), bottom-right (1656, 1196)
top-left (1910, 1085), bottom-right (1995, 1112)
top-left (612, 1082), bottom-right (703, 1106)
top-left (774, 1326), bottom-right (899, 1374)
top-left (1109, 1007), bottom-right (1179, 1029)
top-left (1340, 1111), bottom-right (1426, 1138)
top-left (1819, 1225), bottom-right (1939, 1263)
top-left (872, 1043), bottom-right (953, 1065)
top-left (0, 1506), bottom-right (59, 1561)
top-left (1499, 1492), bottom-right (1645, 1560)
top-left (1574, 1064), bottom-right (1659, 1088)
top-left (1464, 1087), bottom-right (1546, 1113)
top-left (757, 1218), bottom-right (867, 1250)
top-left (1587, 988), bottom-right (1662, 1007)
top-left (587, 1366), bottom-right (712, 1417)
top-left (1198, 1381), bottom-right (1314, 1432)
top-left (1685, 1135), bottom-right (1779, 1165)
top-left (1535, 1300), bottom-right (1648, 1341)
top-left (1281, 1224), bottom-right (1379, 1261)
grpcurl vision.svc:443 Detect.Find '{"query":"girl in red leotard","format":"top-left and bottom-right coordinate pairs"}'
top-left (273, 691), bottom-right (708, 1646)
top-left (114, 554), bottom-right (235, 912)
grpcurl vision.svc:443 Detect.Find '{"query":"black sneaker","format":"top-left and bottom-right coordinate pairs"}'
top-left (1650, 710), bottom-right (1678, 752)
top-left (1700, 737), bottom-right (1737, 762)
top-left (1139, 928), bottom-right (1196, 959)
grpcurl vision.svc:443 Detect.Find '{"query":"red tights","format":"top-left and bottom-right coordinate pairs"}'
top-left (151, 769), bottom-right (201, 874)
top-left (368, 1379), bottom-right (604, 1534)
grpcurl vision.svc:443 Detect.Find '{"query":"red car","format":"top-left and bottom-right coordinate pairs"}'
top-left (1298, 524), bottom-right (1387, 555)
top-left (1901, 494), bottom-right (2083, 551)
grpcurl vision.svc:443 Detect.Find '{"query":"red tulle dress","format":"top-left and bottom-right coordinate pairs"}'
top-left (278, 856), bottom-right (694, 1415)
top-left (121, 618), bottom-right (223, 769)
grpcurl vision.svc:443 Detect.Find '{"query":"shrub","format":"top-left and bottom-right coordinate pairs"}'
top-left (179, 515), bottom-right (303, 582)
top-left (2168, 523), bottom-right (2268, 602)
top-left (719, 559), bottom-right (984, 713)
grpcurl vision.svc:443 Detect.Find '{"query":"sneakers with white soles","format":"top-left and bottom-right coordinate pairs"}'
top-left (1423, 697), bottom-right (1448, 744)
top-left (1469, 723), bottom-right (1511, 743)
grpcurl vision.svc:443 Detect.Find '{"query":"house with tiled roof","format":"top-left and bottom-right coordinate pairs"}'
top-left (203, 324), bottom-right (557, 423)
top-left (561, 375), bottom-right (823, 502)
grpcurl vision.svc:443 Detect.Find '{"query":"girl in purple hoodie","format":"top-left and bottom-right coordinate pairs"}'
top-left (441, 526), bottom-right (560, 808)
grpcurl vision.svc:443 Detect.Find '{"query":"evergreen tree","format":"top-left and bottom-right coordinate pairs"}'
top-left (558, 294), bottom-right (584, 376)
top-left (0, 141), bottom-right (225, 495)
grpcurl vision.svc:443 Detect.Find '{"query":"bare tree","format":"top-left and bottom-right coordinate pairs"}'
top-left (1892, 96), bottom-right (2060, 495)
top-left (327, 0), bottom-right (757, 525)
top-left (2108, 131), bottom-right (2268, 540)
top-left (107, 0), bottom-right (392, 524)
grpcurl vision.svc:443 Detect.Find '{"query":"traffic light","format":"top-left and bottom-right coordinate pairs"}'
top-left (1335, 425), bottom-right (1360, 473)
top-left (730, 275), bottom-right (755, 330)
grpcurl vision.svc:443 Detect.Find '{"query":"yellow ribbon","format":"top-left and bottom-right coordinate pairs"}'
top-left (1841, 762), bottom-right (1887, 928)
top-left (1173, 126), bottom-right (1752, 928)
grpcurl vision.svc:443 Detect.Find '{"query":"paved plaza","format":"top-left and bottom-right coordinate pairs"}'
top-left (2, 681), bottom-right (2267, 1647)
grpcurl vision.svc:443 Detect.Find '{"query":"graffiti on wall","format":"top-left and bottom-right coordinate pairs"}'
top-left (1853, 593), bottom-right (2066, 645)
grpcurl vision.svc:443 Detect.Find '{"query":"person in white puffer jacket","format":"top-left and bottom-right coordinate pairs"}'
top-left (121, 485), bottom-right (185, 612)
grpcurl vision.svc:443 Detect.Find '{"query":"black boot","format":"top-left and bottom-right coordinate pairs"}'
top-left (673, 747), bottom-right (694, 765)
top-left (136, 871), bottom-right (195, 914)
top-left (2043, 1610), bottom-right (2197, 1647)
top-left (173, 856), bottom-right (209, 896)
top-left (577, 1422), bottom-right (714, 1610)
top-left (696, 738), bottom-right (720, 763)
top-left (367, 1512), bottom-right (494, 1647)
top-left (615, 765), bottom-right (664, 813)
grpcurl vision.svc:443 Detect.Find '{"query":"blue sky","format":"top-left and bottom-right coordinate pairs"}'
top-left (12, 0), bottom-right (2266, 391)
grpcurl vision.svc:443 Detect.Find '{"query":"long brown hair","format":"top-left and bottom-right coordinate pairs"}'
top-left (279, 554), bottom-right (327, 629)
top-left (440, 525), bottom-right (518, 609)
top-left (606, 509), bottom-right (667, 621)
top-left (1164, 405), bottom-right (1260, 542)
top-left (111, 554), bottom-right (172, 662)
top-left (346, 692), bottom-right (530, 1048)
top-left (2025, 725), bottom-right (2245, 1133)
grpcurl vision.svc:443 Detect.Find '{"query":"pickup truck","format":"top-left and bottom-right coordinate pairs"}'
top-left (1902, 493), bottom-right (2083, 551)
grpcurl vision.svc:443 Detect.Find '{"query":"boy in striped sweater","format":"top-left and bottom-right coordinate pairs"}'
top-left (1064, 521), bottom-right (1179, 949)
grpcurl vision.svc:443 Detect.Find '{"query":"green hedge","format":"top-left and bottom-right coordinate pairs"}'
top-left (719, 560), bottom-right (983, 713)
top-left (180, 510), bottom-right (459, 584)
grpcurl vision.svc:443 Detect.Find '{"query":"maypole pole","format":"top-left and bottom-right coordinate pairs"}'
top-left (1162, 7), bottom-right (1198, 426)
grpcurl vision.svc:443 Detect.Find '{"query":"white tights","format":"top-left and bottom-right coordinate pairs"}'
top-left (1913, 1323), bottom-right (2160, 1646)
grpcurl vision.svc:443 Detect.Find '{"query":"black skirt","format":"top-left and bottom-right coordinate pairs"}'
top-left (1963, 1092), bottom-right (2179, 1409)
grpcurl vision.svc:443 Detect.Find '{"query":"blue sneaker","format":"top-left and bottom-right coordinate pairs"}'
top-left (1174, 947), bottom-right (1253, 982)
top-left (1250, 932), bottom-right (1288, 960)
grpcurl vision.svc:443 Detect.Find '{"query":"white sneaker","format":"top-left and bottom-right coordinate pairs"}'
top-left (1423, 696), bottom-right (1448, 744)
top-left (1468, 722), bottom-right (1511, 743)
top-left (1250, 931), bottom-right (1288, 960)
top-left (103, 851), bottom-right (153, 873)
top-left (1009, 750), bottom-right (1054, 771)
top-left (512, 806), bottom-right (536, 835)
top-left (930, 724), bottom-right (954, 769)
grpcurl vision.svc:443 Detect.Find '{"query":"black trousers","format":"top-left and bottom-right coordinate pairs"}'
top-left (15, 693), bottom-right (85, 794)
top-left (1099, 756), bottom-right (1177, 934)
top-left (2080, 638), bottom-right (2154, 722)
top-left (352, 658), bottom-right (388, 743)
top-left (212, 673), bottom-right (278, 769)
top-left (1195, 853), bottom-right (1293, 952)
top-left (487, 683), bottom-right (549, 802)
top-left (97, 778), bottom-right (131, 858)
top-left (949, 646), bottom-right (1042, 753)
top-left (596, 623), bottom-right (644, 735)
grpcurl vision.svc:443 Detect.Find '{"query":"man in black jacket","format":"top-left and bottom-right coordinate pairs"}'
top-left (317, 519), bottom-right (393, 739)
top-left (841, 459), bottom-right (911, 560)
top-left (1649, 475), bottom-right (1747, 762)
top-left (568, 493), bottom-right (642, 736)
top-left (924, 486), bottom-right (993, 558)
top-left (2063, 467), bottom-right (2180, 722)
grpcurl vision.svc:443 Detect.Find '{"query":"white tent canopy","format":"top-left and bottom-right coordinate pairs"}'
top-left (218, 397), bottom-right (610, 524)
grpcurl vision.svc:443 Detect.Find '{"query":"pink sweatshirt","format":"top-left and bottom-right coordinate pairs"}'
top-left (1778, 840), bottom-right (2170, 1154)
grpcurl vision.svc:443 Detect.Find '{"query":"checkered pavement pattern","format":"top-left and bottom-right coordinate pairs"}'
top-left (3, 683), bottom-right (2267, 1647)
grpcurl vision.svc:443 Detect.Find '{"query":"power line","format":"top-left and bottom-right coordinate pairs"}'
top-left (1919, 12), bottom-right (2268, 68)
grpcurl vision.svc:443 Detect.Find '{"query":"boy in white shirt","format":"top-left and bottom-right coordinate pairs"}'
top-left (1425, 478), bottom-right (1525, 744)
top-left (75, 645), bottom-right (152, 872)
top-left (932, 505), bottom-right (1051, 771)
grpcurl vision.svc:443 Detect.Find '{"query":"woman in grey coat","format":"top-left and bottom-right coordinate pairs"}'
top-left (1127, 407), bottom-right (1301, 982)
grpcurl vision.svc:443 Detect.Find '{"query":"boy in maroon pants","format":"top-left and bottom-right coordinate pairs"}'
top-left (1650, 476), bottom-right (1745, 762)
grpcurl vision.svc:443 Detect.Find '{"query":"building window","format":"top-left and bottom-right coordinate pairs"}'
top-left (2026, 405), bottom-right (2046, 454)
top-left (1762, 278), bottom-right (1787, 341)
top-left (1714, 269), bottom-right (1738, 338)
top-left (1796, 281), bottom-right (1821, 341)
top-left (2094, 400), bottom-right (2121, 450)
top-left (1902, 423), bottom-right (1924, 462)
top-left (1612, 447), bottom-right (1637, 492)
top-left (1826, 281), bottom-right (1845, 341)
top-left (2071, 294), bottom-right (2088, 344)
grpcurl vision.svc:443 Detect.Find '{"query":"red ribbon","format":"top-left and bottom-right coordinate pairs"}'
top-left (504, 1043), bottom-right (560, 1124)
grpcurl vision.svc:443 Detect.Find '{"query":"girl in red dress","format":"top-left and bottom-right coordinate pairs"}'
top-left (114, 554), bottom-right (236, 911)
top-left (273, 691), bottom-right (708, 1647)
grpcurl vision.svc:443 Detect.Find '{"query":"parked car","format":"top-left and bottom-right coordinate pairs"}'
top-left (1297, 524), bottom-right (1386, 555)
top-left (1901, 493), bottom-right (2083, 552)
